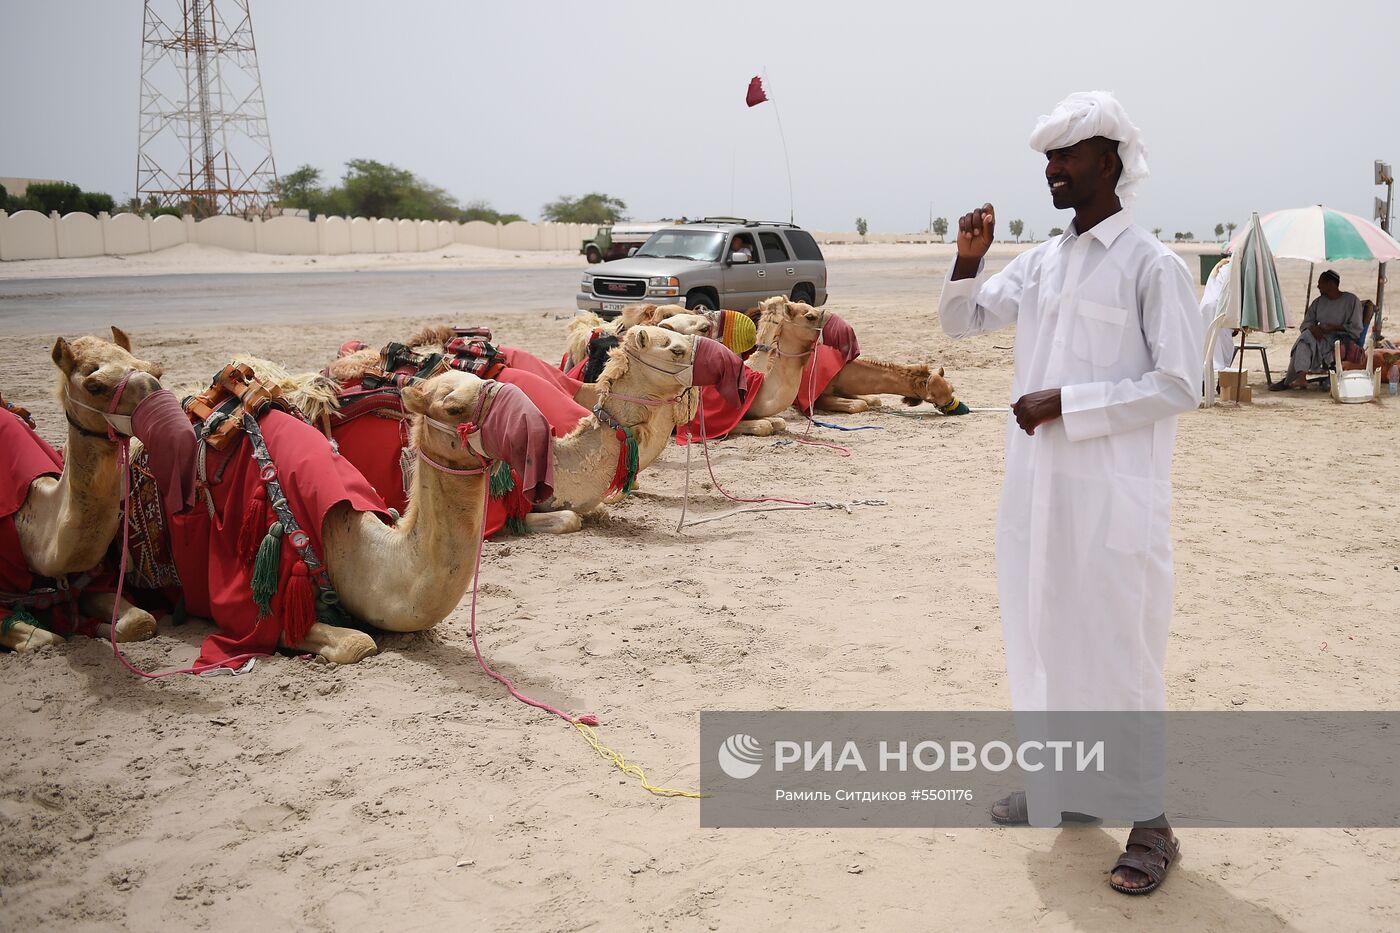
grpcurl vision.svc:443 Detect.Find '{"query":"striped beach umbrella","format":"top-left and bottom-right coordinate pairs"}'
top-left (1226, 205), bottom-right (1400, 262)
top-left (1222, 212), bottom-right (1289, 332)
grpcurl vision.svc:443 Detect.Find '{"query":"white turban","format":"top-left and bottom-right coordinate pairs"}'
top-left (1028, 91), bottom-right (1149, 205)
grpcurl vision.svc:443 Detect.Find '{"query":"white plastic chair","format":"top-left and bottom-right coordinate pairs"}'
top-left (1330, 336), bottom-right (1380, 404)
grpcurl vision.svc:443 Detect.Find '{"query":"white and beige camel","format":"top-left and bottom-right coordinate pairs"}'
top-left (724, 296), bottom-right (826, 436)
top-left (143, 368), bottom-right (542, 664)
top-left (3, 329), bottom-right (163, 652)
top-left (658, 305), bottom-right (960, 414)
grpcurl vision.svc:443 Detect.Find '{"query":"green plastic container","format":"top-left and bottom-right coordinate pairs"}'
top-left (1200, 252), bottom-right (1227, 285)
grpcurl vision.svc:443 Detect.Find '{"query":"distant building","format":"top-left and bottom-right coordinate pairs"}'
top-left (0, 176), bottom-right (64, 199)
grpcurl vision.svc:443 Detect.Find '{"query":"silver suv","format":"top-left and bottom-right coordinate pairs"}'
top-left (576, 218), bottom-right (827, 318)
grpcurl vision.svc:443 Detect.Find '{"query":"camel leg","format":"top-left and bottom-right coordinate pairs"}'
top-left (81, 592), bottom-right (158, 643)
top-left (283, 622), bottom-right (378, 665)
top-left (766, 416), bottom-right (789, 432)
top-left (0, 620), bottom-right (64, 652)
top-left (814, 395), bottom-right (869, 414)
top-left (730, 418), bottom-right (776, 437)
top-left (524, 511), bottom-right (583, 534)
top-left (858, 395), bottom-right (884, 408)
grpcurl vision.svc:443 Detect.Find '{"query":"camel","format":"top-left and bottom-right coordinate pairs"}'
top-left (529, 325), bottom-right (701, 532)
top-left (132, 367), bottom-right (549, 665)
top-left (306, 325), bottom-right (706, 536)
top-left (726, 296), bottom-right (826, 436)
top-left (310, 370), bottom-right (520, 661)
top-left (659, 307), bottom-right (962, 414)
top-left (2, 328), bottom-right (163, 653)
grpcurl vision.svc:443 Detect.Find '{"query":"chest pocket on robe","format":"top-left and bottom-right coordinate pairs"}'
top-left (1071, 299), bottom-right (1129, 367)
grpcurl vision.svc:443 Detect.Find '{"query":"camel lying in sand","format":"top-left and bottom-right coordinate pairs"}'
top-left (132, 366), bottom-right (552, 665)
top-left (658, 305), bottom-right (961, 414)
top-left (1, 329), bottom-right (162, 652)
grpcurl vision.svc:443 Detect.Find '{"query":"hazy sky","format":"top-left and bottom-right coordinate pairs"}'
top-left (3, 0), bottom-right (1398, 236)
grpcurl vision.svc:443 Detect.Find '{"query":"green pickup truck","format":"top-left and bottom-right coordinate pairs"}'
top-left (580, 223), bottom-right (671, 264)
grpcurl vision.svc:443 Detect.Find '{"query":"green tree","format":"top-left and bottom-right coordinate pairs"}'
top-left (1009, 218), bottom-right (1025, 242)
top-left (0, 182), bottom-right (6, 209)
top-left (337, 159), bottom-right (459, 221)
top-left (1151, 227), bottom-right (1163, 239)
top-left (931, 216), bottom-right (948, 241)
top-left (459, 199), bottom-right (524, 224)
top-left (541, 192), bottom-right (627, 224)
top-left (23, 182), bottom-right (84, 215)
top-left (277, 164), bottom-right (326, 216)
top-left (1226, 221), bottom-right (1237, 239)
top-left (1214, 222), bottom-right (1225, 240)
top-left (856, 217), bottom-right (868, 237)
top-left (1048, 226), bottom-right (1064, 237)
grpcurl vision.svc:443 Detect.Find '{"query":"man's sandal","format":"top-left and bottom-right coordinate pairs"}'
top-left (989, 791), bottom-right (1097, 826)
top-left (1109, 827), bottom-right (1180, 895)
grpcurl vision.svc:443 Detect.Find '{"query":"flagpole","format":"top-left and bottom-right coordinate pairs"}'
top-left (763, 68), bottom-right (794, 224)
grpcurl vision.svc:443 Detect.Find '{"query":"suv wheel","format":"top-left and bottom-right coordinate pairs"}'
top-left (686, 290), bottom-right (717, 312)
top-left (791, 284), bottom-right (815, 305)
top-left (585, 246), bottom-right (602, 264)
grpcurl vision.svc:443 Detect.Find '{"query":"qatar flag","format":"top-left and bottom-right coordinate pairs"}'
top-left (745, 75), bottom-right (767, 108)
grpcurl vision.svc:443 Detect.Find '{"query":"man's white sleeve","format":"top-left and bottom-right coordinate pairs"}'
top-left (938, 255), bottom-right (1026, 338)
top-left (1060, 253), bottom-right (1204, 441)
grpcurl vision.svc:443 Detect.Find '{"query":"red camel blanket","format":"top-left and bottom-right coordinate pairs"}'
top-left (329, 370), bottom-right (578, 537)
top-left (676, 368), bottom-right (766, 443)
top-left (1, 408), bottom-right (108, 635)
top-left (166, 410), bottom-right (389, 668)
top-left (794, 344), bottom-right (850, 415)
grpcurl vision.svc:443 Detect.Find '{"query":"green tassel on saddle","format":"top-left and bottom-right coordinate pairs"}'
top-left (251, 521), bottom-right (284, 617)
top-left (1, 605), bottom-right (42, 636)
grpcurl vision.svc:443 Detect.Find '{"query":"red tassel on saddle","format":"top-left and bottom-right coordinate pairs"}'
top-left (282, 560), bottom-right (318, 646)
top-left (238, 486), bottom-right (268, 567)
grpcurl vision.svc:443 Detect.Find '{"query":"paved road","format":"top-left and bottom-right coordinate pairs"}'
top-left (0, 256), bottom-right (939, 337)
top-left (0, 268), bottom-right (586, 336)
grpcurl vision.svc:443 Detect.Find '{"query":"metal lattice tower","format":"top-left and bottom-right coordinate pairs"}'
top-left (137, 0), bottom-right (278, 217)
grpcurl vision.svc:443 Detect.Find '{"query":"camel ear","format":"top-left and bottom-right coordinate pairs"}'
top-left (51, 337), bottom-right (76, 374)
top-left (401, 383), bottom-right (431, 415)
top-left (110, 326), bottom-right (132, 352)
top-left (938, 367), bottom-right (945, 377)
top-left (632, 327), bottom-right (649, 349)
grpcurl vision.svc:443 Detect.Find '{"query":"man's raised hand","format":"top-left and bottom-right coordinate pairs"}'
top-left (951, 203), bottom-right (995, 280)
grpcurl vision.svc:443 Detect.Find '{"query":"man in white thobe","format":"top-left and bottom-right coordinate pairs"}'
top-left (1201, 256), bottom-right (1238, 376)
top-left (939, 91), bottom-right (1202, 895)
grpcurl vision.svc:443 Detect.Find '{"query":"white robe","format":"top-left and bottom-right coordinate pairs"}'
top-left (939, 211), bottom-right (1202, 824)
top-left (1200, 260), bottom-right (1237, 374)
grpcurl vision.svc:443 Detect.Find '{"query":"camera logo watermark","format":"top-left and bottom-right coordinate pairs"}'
top-left (717, 733), bottom-right (763, 779)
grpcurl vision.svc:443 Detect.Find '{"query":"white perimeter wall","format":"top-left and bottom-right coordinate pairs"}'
top-left (0, 211), bottom-right (935, 262)
top-left (0, 209), bottom-right (601, 261)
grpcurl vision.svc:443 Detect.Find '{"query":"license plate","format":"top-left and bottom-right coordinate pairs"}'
top-left (602, 302), bottom-right (626, 312)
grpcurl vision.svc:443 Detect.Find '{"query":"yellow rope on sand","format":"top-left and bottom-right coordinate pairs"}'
top-left (571, 722), bottom-right (705, 799)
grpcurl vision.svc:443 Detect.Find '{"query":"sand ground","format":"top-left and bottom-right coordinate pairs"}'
top-left (1, 242), bottom-right (1398, 932)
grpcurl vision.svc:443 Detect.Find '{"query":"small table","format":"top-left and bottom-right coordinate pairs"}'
top-left (1230, 344), bottom-right (1272, 384)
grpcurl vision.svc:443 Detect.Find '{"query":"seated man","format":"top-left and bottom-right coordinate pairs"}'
top-left (1269, 269), bottom-right (1364, 390)
top-left (730, 234), bottom-right (756, 263)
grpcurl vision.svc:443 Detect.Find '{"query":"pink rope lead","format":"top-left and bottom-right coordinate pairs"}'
top-left (463, 479), bottom-right (598, 726)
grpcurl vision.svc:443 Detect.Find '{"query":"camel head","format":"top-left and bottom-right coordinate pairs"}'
top-left (754, 297), bottom-right (822, 357)
top-left (597, 326), bottom-right (696, 401)
top-left (51, 326), bottom-right (164, 439)
top-left (400, 370), bottom-right (497, 471)
top-left (924, 366), bottom-right (957, 409)
top-left (657, 311), bottom-right (713, 338)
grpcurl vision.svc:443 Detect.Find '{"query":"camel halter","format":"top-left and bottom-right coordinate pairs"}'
top-left (753, 310), bottom-right (826, 359)
top-left (419, 382), bottom-right (496, 474)
top-left (64, 370), bottom-right (136, 441)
